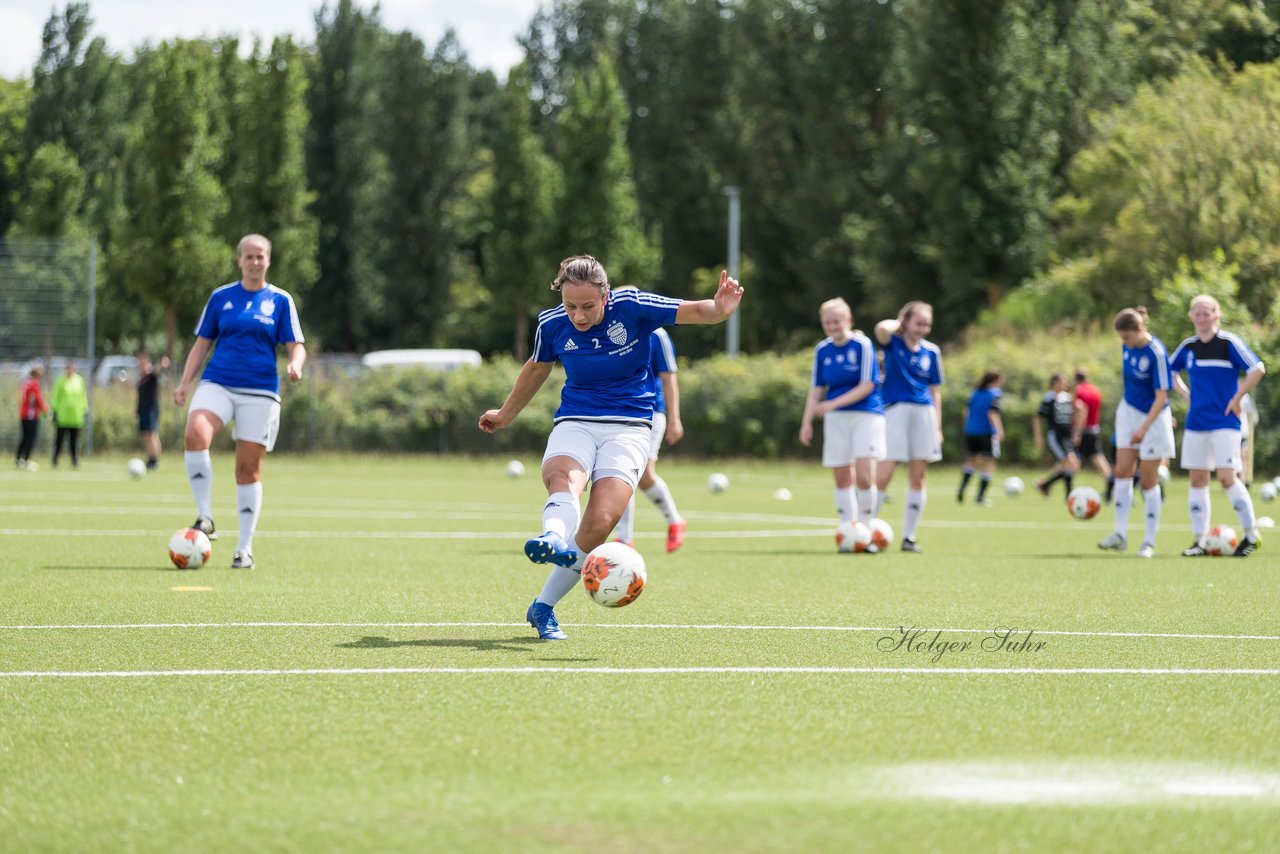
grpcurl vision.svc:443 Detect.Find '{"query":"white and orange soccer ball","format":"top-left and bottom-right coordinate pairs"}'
top-left (835, 520), bottom-right (873, 553)
top-left (581, 541), bottom-right (647, 607)
top-left (1204, 525), bottom-right (1239, 556)
top-left (168, 527), bottom-right (211, 569)
top-left (1067, 486), bottom-right (1102, 520)
top-left (869, 518), bottom-right (894, 551)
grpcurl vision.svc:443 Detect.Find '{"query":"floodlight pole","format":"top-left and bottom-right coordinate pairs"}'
top-left (86, 239), bottom-right (97, 456)
top-left (724, 185), bottom-right (741, 359)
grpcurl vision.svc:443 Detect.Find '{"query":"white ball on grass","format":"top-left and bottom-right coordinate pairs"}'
top-left (773, 487), bottom-right (792, 501)
top-left (127, 458), bottom-right (146, 479)
top-left (505, 460), bottom-right (526, 479)
top-left (707, 472), bottom-right (730, 494)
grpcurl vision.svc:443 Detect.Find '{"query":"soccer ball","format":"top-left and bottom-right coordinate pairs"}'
top-left (581, 541), bottom-right (646, 607)
top-left (168, 527), bottom-right (212, 570)
top-left (835, 520), bottom-right (872, 553)
top-left (1204, 524), bottom-right (1239, 556)
top-left (1259, 481), bottom-right (1277, 503)
top-left (773, 487), bottom-right (793, 501)
top-left (506, 459), bottom-right (525, 478)
top-left (127, 458), bottom-right (146, 479)
top-left (1157, 464), bottom-right (1171, 486)
top-left (869, 518), bottom-right (894, 551)
top-left (1004, 476), bottom-right (1024, 496)
top-left (707, 472), bottom-right (730, 494)
top-left (1067, 486), bottom-right (1102, 520)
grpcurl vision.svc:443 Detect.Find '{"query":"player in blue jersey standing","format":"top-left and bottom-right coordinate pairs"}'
top-left (173, 234), bottom-right (306, 569)
top-left (874, 301), bottom-right (944, 552)
top-left (1096, 307), bottom-right (1176, 558)
top-left (479, 256), bottom-right (743, 640)
top-left (956, 370), bottom-right (1004, 506)
top-left (613, 325), bottom-right (688, 553)
top-left (1169, 295), bottom-right (1265, 557)
top-left (800, 298), bottom-right (884, 536)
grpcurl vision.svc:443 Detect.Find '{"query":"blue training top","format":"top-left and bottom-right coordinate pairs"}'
top-left (810, 333), bottom-right (882, 414)
top-left (1169, 331), bottom-right (1264, 431)
top-left (1121, 336), bottom-right (1172, 414)
top-left (531, 288), bottom-right (681, 423)
top-left (648, 327), bottom-right (677, 415)
top-left (880, 333), bottom-right (943, 406)
top-left (194, 281), bottom-right (304, 398)
top-left (964, 386), bottom-right (1001, 436)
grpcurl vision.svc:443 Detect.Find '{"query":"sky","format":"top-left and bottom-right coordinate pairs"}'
top-left (0, 0), bottom-right (547, 79)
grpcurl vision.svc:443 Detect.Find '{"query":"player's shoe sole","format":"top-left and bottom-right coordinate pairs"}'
top-left (524, 534), bottom-right (578, 568)
top-left (526, 601), bottom-right (567, 640)
top-left (194, 515), bottom-right (218, 542)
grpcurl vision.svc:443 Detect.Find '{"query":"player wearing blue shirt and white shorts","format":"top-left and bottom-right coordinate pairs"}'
top-left (174, 235), bottom-right (306, 570)
top-left (1168, 295), bottom-right (1266, 557)
top-left (1097, 307), bottom-right (1176, 558)
top-left (874, 301), bottom-right (943, 552)
top-left (614, 326), bottom-right (688, 553)
top-left (480, 256), bottom-right (743, 640)
top-left (800, 298), bottom-right (884, 537)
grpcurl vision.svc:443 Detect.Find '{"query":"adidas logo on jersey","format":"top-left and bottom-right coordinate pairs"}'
top-left (222, 300), bottom-right (234, 310)
top-left (563, 339), bottom-right (578, 351)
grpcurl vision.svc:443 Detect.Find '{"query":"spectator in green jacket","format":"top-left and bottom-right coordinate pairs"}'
top-left (51, 360), bottom-right (88, 467)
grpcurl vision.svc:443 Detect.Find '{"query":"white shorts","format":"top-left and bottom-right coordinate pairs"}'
top-left (645, 412), bottom-right (667, 461)
top-left (1114, 401), bottom-right (1176, 460)
top-left (543, 420), bottom-right (651, 489)
top-left (884, 403), bottom-right (942, 463)
top-left (822, 411), bottom-right (886, 467)
top-left (1180, 428), bottom-right (1242, 472)
top-left (188, 381), bottom-right (281, 451)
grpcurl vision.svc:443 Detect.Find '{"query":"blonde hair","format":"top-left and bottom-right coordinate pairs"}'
top-left (237, 234), bottom-right (272, 257)
top-left (551, 255), bottom-right (609, 292)
top-left (819, 297), bottom-right (852, 322)
top-left (1189, 294), bottom-right (1220, 315)
top-left (898, 300), bottom-right (933, 325)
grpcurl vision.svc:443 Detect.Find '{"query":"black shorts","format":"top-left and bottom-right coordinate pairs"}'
top-left (965, 434), bottom-right (996, 458)
top-left (138, 407), bottom-right (159, 433)
top-left (1046, 430), bottom-right (1076, 461)
top-left (1078, 429), bottom-right (1100, 458)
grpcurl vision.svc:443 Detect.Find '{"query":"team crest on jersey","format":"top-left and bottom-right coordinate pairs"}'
top-left (563, 338), bottom-right (578, 351)
top-left (1138, 356), bottom-right (1149, 371)
top-left (607, 320), bottom-right (628, 346)
top-left (918, 353), bottom-right (932, 372)
top-left (260, 300), bottom-right (275, 317)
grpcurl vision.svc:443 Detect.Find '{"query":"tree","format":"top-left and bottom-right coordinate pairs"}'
top-left (0, 78), bottom-right (31, 236)
top-left (485, 62), bottom-right (561, 359)
top-left (8, 141), bottom-right (85, 237)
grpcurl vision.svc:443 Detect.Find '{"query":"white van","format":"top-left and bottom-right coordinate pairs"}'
top-left (361, 349), bottom-right (482, 372)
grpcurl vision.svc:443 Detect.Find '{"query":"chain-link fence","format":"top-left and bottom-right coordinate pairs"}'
top-left (1, 237), bottom-right (96, 462)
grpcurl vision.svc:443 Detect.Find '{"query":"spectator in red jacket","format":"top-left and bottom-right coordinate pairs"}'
top-left (16, 366), bottom-right (49, 469)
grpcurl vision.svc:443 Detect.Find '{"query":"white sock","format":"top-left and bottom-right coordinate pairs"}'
top-left (1143, 486), bottom-right (1162, 546)
top-left (856, 487), bottom-right (877, 526)
top-left (236, 482), bottom-right (262, 553)
top-left (904, 488), bottom-right (926, 540)
top-left (875, 490), bottom-right (887, 516)
top-left (834, 487), bottom-right (855, 524)
top-left (535, 566), bottom-right (581, 607)
top-left (616, 496), bottom-right (636, 543)
top-left (1188, 486), bottom-right (1210, 542)
top-left (184, 450), bottom-right (213, 518)
top-left (1226, 480), bottom-right (1257, 538)
top-left (644, 477), bottom-right (681, 524)
top-left (542, 491), bottom-right (581, 544)
top-left (1113, 477), bottom-right (1133, 537)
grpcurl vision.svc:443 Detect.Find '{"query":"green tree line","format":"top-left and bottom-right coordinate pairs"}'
top-left (3, 0), bottom-right (1280, 361)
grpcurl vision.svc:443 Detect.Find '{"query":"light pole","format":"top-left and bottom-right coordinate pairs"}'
top-left (724, 185), bottom-right (740, 359)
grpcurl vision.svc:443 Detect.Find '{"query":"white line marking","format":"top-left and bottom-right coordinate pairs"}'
top-left (3, 666), bottom-right (1278, 678)
top-left (1, 621), bottom-right (1277, 641)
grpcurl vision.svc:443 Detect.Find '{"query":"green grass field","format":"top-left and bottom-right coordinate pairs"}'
top-left (2, 455), bottom-right (1278, 852)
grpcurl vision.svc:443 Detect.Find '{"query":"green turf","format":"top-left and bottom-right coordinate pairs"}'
top-left (1, 455), bottom-right (1278, 852)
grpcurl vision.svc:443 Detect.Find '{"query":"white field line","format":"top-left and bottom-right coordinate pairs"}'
top-left (3, 666), bottom-right (1279, 679)
top-left (2, 621), bottom-right (1277, 642)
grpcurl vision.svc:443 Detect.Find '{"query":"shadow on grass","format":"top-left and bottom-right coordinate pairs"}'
top-left (336, 635), bottom-right (542, 652)
top-left (43, 565), bottom-right (172, 572)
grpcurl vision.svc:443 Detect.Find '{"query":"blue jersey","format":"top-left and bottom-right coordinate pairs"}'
top-left (1169, 332), bottom-right (1264, 431)
top-left (194, 281), bottom-right (304, 398)
top-left (880, 334), bottom-right (943, 406)
top-left (1121, 336), bottom-right (1172, 414)
top-left (532, 288), bottom-right (681, 423)
top-left (964, 387), bottom-right (1001, 436)
top-left (648, 327), bottom-right (677, 415)
top-left (810, 334), bottom-right (882, 414)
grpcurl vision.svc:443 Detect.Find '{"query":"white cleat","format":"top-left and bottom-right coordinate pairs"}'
top-left (1097, 532), bottom-right (1126, 551)
top-left (1136, 543), bottom-right (1155, 558)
